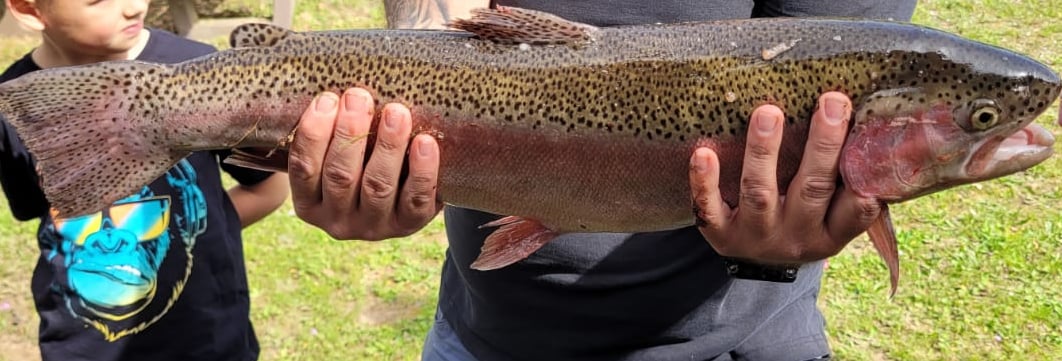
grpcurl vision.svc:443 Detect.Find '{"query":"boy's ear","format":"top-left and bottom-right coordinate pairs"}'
top-left (6, 0), bottom-right (46, 31)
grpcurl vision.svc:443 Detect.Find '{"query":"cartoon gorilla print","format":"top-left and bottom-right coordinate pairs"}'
top-left (41, 160), bottom-right (207, 341)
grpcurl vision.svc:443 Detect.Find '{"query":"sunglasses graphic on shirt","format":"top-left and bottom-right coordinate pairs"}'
top-left (51, 196), bottom-right (171, 246)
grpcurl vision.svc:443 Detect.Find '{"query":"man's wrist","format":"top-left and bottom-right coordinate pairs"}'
top-left (723, 257), bottom-right (800, 283)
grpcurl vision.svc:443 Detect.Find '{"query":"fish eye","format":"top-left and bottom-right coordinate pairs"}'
top-left (970, 104), bottom-right (1000, 130)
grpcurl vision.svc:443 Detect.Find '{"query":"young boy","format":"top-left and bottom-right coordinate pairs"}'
top-left (0, 0), bottom-right (289, 360)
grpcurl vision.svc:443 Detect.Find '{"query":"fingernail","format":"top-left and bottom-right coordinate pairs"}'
top-left (344, 89), bottom-right (366, 110)
top-left (417, 136), bottom-right (435, 158)
top-left (384, 107), bottom-right (401, 130)
top-left (690, 157), bottom-right (704, 174)
top-left (754, 110), bottom-right (778, 135)
top-left (691, 148), bottom-right (710, 174)
top-left (824, 96), bottom-right (848, 125)
top-left (692, 147), bottom-right (717, 174)
top-left (315, 93), bottom-right (337, 113)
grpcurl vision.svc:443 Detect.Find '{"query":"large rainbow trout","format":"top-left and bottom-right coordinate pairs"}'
top-left (1, 8), bottom-right (1059, 294)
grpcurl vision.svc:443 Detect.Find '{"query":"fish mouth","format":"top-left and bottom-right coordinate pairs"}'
top-left (967, 123), bottom-right (1055, 179)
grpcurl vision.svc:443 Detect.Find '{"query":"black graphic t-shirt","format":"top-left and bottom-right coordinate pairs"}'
top-left (0, 29), bottom-right (269, 361)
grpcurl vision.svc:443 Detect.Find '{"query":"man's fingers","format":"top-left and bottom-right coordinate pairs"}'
top-left (320, 88), bottom-right (375, 215)
top-left (827, 186), bottom-right (882, 247)
top-left (288, 92), bottom-right (340, 217)
top-left (737, 105), bottom-right (784, 226)
top-left (359, 103), bottom-right (413, 227)
top-left (397, 134), bottom-right (443, 229)
top-left (784, 92), bottom-right (851, 225)
top-left (690, 148), bottom-right (734, 250)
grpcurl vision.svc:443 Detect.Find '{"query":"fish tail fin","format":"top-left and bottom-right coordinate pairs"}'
top-left (470, 216), bottom-right (558, 270)
top-left (0, 61), bottom-right (185, 218)
top-left (867, 204), bottom-right (900, 298)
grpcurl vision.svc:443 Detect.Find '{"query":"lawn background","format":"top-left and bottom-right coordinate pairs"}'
top-left (1, 0), bottom-right (1060, 360)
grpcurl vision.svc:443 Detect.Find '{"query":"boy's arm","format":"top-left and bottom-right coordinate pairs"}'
top-left (384, 0), bottom-right (486, 29)
top-left (0, 116), bottom-right (50, 220)
top-left (227, 173), bottom-right (289, 228)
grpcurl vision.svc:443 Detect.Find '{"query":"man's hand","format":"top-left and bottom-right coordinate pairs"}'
top-left (690, 92), bottom-right (882, 264)
top-left (288, 88), bottom-right (443, 240)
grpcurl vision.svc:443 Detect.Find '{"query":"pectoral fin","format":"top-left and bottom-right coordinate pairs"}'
top-left (470, 216), bottom-right (558, 270)
top-left (225, 148), bottom-right (291, 173)
top-left (867, 204), bottom-right (900, 298)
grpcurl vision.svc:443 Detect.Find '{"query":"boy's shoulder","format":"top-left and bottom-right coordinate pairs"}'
top-left (1, 29), bottom-right (217, 80)
top-left (139, 28), bottom-right (217, 63)
top-left (0, 53), bottom-right (40, 83)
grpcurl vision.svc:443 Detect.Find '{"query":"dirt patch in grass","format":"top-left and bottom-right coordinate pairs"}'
top-left (0, 301), bottom-right (40, 361)
top-left (357, 296), bottom-right (423, 326)
top-left (0, 333), bottom-right (39, 361)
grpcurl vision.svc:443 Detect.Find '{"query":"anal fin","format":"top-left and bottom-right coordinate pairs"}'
top-left (867, 204), bottom-right (900, 298)
top-left (470, 216), bottom-right (558, 270)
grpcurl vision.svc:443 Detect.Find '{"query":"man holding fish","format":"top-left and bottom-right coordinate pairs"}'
top-left (287, 1), bottom-right (917, 360)
top-left (1, 0), bottom-right (1055, 360)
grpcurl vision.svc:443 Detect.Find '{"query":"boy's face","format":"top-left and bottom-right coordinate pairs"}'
top-left (36, 0), bottom-right (149, 57)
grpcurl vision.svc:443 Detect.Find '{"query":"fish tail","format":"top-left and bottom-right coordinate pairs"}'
top-left (0, 61), bottom-right (186, 218)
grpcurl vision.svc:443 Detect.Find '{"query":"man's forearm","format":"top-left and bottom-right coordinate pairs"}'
top-left (384, 0), bottom-right (486, 29)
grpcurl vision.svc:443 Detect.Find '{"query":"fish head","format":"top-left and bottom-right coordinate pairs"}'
top-left (841, 47), bottom-right (1061, 202)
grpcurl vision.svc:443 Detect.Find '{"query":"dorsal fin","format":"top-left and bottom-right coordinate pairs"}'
top-left (448, 6), bottom-right (598, 46)
top-left (229, 23), bottom-right (295, 48)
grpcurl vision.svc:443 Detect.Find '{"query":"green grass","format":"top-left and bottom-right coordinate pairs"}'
top-left (1, 0), bottom-right (1061, 360)
top-left (822, 1), bottom-right (1062, 359)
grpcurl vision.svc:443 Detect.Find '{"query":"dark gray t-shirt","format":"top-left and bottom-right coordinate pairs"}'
top-left (438, 1), bottom-right (915, 360)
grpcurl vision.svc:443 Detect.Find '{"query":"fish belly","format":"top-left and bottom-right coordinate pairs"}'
top-left (430, 114), bottom-right (698, 233)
